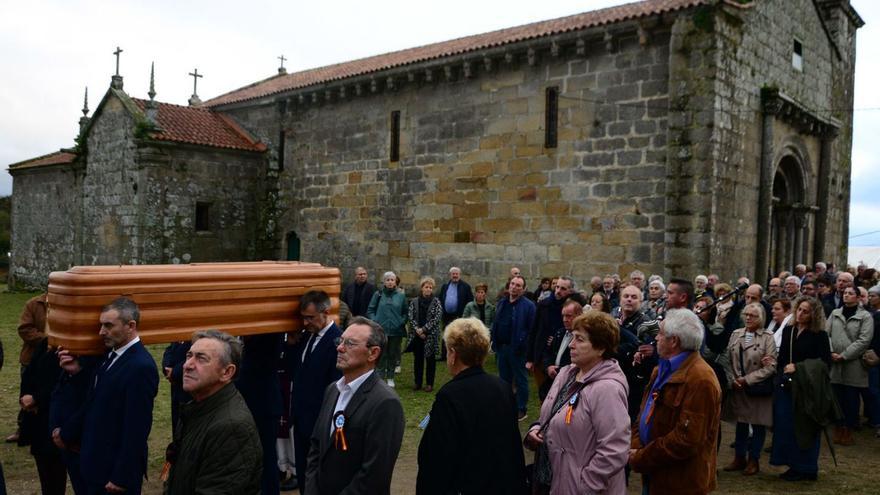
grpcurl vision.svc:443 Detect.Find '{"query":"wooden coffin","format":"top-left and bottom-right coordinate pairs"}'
top-left (47, 261), bottom-right (341, 355)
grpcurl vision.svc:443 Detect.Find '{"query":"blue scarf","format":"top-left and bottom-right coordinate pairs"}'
top-left (638, 351), bottom-right (692, 446)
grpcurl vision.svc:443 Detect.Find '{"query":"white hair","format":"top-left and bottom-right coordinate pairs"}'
top-left (785, 275), bottom-right (801, 288)
top-left (694, 275), bottom-right (708, 284)
top-left (448, 267), bottom-right (461, 274)
top-left (649, 280), bottom-right (666, 291)
top-left (383, 271), bottom-right (397, 280)
top-left (648, 274), bottom-right (663, 284)
top-left (662, 309), bottom-right (704, 352)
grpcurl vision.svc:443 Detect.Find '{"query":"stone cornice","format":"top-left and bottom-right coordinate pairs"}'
top-left (761, 88), bottom-right (840, 139)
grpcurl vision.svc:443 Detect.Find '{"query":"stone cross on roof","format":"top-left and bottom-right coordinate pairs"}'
top-left (113, 46), bottom-right (123, 75)
top-left (188, 68), bottom-right (203, 106)
top-left (278, 55), bottom-right (287, 74)
top-left (111, 46), bottom-right (124, 90)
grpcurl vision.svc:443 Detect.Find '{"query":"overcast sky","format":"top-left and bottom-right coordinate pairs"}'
top-left (1, 0), bottom-right (877, 247)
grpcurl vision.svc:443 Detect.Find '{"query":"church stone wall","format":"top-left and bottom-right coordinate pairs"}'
top-left (136, 144), bottom-right (267, 264)
top-left (226, 28), bottom-right (673, 288)
top-left (80, 95), bottom-right (142, 266)
top-left (9, 165), bottom-right (81, 289)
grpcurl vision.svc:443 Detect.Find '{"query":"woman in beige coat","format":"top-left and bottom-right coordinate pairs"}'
top-left (722, 302), bottom-right (777, 475)
top-left (827, 286), bottom-right (874, 445)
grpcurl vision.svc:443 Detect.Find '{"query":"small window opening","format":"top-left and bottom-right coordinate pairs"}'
top-left (545, 87), bottom-right (559, 149)
top-left (792, 39), bottom-right (803, 71)
top-left (195, 202), bottom-right (211, 232)
top-left (278, 130), bottom-right (286, 172)
top-left (390, 111), bottom-right (401, 162)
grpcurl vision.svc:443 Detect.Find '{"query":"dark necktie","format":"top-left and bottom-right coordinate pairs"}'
top-left (101, 351), bottom-right (118, 373)
top-left (303, 333), bottom-right (317, 362)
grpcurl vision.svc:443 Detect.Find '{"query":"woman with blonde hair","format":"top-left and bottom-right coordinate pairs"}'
top-left (769, 297), bottom-right (832, 481)
top-left (407, 276), bottom-right (443, 392)
top-left (416, 318), bottom-right (527, 494)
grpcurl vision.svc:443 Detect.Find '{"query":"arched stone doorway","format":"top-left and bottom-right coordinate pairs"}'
top-left (769, 154), bottom-right (813, 275)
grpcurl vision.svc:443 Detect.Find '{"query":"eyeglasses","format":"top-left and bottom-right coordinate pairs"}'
top-left (742, 313), bottom-right (760, 319)
top-left (333, 337), bottom-right (377, 349)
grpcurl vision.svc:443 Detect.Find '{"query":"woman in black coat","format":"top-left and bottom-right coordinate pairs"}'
top-left (19, 337), bottom-right (65, 495)
top-left (416, 317), bottom-right (527, 495)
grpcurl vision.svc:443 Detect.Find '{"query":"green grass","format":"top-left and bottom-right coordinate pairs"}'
top-left (2, 289), bottom-right (879, 494)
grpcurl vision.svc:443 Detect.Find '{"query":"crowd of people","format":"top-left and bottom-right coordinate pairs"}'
top-left (1, 260), bottom-right (879, 494)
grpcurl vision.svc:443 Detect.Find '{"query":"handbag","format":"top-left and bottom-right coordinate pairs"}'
top-left (524, 373), bottom-right (588, 492)
top-left (862, 349), bottom-right (880, 368)
top-left (739, 341), bottom-right (774, 397)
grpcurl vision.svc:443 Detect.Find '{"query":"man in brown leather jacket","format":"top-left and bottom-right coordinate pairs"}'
top-left (630, 308), bottom-right (722, 494)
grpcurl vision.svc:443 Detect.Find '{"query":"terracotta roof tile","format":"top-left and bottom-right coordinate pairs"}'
top-left (132, 99), bottom-right (266, 152)
top-left (205, 0), bottom-right (706, 107)
top-left (9, 150), bottom-right (77, 170)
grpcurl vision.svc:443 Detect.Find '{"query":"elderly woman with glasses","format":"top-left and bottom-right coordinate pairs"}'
top-left (721, 302), bottom-right (777, 476)
top-left (525, 311), bottom-right (629, 494)
top-left (416, 318), bottom-right (527, 495)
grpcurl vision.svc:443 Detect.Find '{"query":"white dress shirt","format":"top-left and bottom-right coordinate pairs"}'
top-left (330, 369), bottom-right (375, 436)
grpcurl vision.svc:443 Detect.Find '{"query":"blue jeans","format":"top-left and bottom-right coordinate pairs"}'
top-left (496, 344), bottom-right (529, 413)
top-left (735, 422), bottom-right (766, 460)
top-left (861, 367), bottom-right (880, 427)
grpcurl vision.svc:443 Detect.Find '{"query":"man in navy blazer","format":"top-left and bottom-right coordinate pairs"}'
top-left (55, 297), bottom-right (159, 494)
top-left (286, 290), bottom-right (343, 491)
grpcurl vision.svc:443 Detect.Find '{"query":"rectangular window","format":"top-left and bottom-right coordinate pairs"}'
top-left (390, 110), bottom-right (401, 162)
top-left (545, 87), bottom-right (559, 149)
top-left (195, 202), bottom-right (211, 232)
top-left (792, 39), bottom-right (803, 71)
top-left (278, 130), bottom-right (285, 172)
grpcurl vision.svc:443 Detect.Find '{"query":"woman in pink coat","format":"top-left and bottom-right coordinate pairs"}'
top-left (525, 311), bottom-right (630, 494)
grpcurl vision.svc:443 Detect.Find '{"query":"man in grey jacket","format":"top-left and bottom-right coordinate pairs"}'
top-left (164, 330), bottom-right (262, 494)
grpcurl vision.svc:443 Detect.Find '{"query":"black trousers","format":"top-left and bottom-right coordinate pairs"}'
top-left (412, 337), bottom-right (436, 387)
top-left (34, 453), bottom-right (66, 495)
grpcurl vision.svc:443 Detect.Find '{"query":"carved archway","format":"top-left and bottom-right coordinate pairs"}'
top-left (769, 153), bottom-right (812, 275)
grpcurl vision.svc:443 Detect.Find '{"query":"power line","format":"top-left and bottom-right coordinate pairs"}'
top-left (850, 229), bottom-right (880, 239)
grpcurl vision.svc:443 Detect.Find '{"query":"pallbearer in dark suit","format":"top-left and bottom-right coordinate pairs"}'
top-left (286, 290), bottom-right (343, 491)
top-left (417, 317), bottom-right (527, 495)
top-left (54, 297), bottom-right (159, 495)
top-left (236, 332), bottom-right (284, 495)
top-left (305, 317), bottom-right (404, 495)
top-left (162, 340), bottom-right (192, 435)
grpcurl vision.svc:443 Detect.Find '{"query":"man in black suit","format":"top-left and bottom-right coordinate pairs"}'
top-left (161, 341), bottom-right (192, 435)
top-left (306, 317), bottom-right (404, 495)
top-left (822, 271), bottom-right (853, 316)
top-left (54, 297), bottom-right (159, 495)
top-left (287, 290), bottom-right (343, 491)
top-left (236, 332), bottom-right (284, 495)
top-left (439, 267), bottom-right (474, 325)
top-left (340, 267), bottom-right (376, 318)
top-left (539, 299), bottom-right (583, 399)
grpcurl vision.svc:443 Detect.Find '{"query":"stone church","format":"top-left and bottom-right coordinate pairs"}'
top-left (8, 0), bottom-right (863, 290)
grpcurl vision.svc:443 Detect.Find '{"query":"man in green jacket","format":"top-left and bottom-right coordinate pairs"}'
top-left (164, 330), bottom-right (262, 494)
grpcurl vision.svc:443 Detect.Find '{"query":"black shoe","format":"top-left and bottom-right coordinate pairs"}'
top-left (280, 476), bottom-right (299, 491)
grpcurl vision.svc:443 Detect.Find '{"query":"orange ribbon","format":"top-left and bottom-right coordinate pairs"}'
top-left (644, 391), bottom-right (659, 424)
top-left (334, 427), bottom-right (348, 451)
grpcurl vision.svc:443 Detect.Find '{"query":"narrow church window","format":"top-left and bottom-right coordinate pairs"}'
top-left (278, 130), bottom-right (286, 172)
top-left (792, 39), bottom-right (803, 71)
top-left (545, 86), bottom-right (559, 149)
top-left (390, 111), bottom-right (401, 162)
top-left (195, 202), bottom-right (211, 232)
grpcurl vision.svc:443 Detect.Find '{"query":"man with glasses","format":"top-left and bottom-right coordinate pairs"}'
top-left (286, 290), bottom-right (343, 491)
top-left (306, 317), bottom-right (404, 495)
